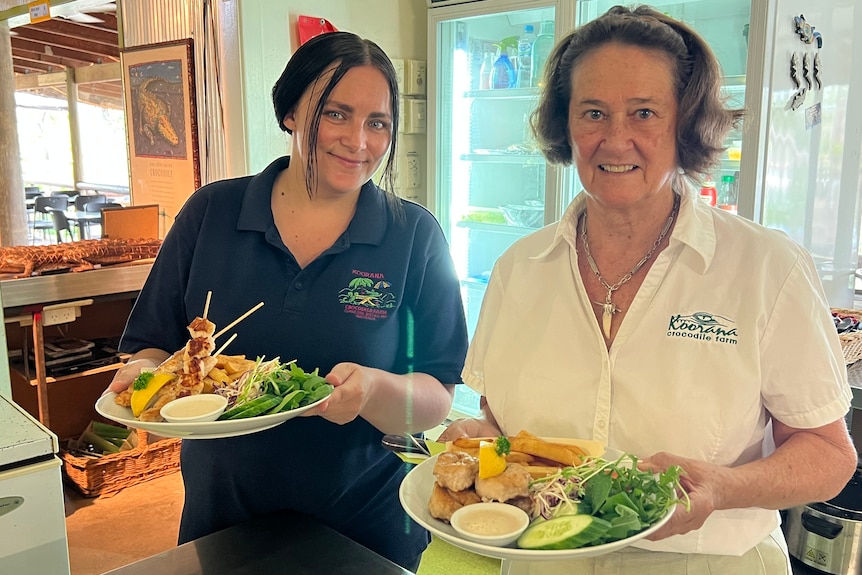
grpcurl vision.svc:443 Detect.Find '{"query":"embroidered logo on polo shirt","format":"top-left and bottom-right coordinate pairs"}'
top-left (338, 270), bottom-right (397, 321)
top-left (667, 312), bottom-right (738, 345)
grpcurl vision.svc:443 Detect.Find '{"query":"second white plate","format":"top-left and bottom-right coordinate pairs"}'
top-left (399, 450), bottom-right (675, 561)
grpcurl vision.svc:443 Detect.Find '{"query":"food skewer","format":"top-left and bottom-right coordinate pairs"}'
top-left (214, 301), bottom-right (265, 339)
top-left (202, 290), bottom-right (212, 319)
top-left (213, 333), bottom-right (237, 358)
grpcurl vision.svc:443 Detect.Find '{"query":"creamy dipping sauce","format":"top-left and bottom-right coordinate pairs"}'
top-left (165, 396), bottom-right (224, 418)
top-left (459, 508), bottom-right (524, 536)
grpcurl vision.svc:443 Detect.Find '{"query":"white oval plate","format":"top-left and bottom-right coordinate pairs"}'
top-left (95, 392), bottom-right (329, 439)
top-left (399, 450), bottom-right (676, 561)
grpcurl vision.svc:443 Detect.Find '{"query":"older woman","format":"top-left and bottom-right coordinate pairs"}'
top-left (440, 5), bottom-right (856, 574)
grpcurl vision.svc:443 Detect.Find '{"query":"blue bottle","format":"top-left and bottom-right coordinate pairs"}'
top-left (491, 50), bottom-right (516, 89)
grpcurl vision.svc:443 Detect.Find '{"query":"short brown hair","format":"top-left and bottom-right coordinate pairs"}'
top-left (532, 5), bottom-right (743, 179)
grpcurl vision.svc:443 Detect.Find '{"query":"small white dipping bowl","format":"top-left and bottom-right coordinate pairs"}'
top-left (450, 502), bottom-right (530, 547)
top-left (160, 394), bottom-right (228, 423)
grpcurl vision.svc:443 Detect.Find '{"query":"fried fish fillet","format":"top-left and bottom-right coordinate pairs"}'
top-left (433, 451), bottom-right (479, 492)
top-left (428, 482), bottom-right (481, 523)
top-left (475, 463), bottom-right (532, 502)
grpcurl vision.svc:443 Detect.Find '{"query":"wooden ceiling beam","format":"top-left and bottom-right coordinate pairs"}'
top-left (12, 60), bottom-right (55, 73)
top-left (11, 47), bottom-right (85, 68)
top-left (12, 26), bottom-right (120, 59)
top-left (11, 55), bottom-right (65, 72)
top-left (31, 18), bottom-right (118, 46)
top-left (11, 37), bottom-right (111, 65)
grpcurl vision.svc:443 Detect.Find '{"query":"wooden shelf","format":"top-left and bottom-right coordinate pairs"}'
top-left (9, 359), bottom-right (126, 386)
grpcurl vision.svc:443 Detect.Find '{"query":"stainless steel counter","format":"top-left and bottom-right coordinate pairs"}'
top-left (1, 263), bottom-right (152, 429)
top-left (0, 262), bottom-right (152, 312)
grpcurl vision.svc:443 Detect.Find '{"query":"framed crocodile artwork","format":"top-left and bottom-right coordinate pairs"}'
top-left (121, 39), bottom-right (200, 238)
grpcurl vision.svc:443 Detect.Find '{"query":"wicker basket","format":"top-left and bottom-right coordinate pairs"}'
top-left (60, 430), bottom-right (181, 497)
top-left (832, 308), bottom-right (862, 366)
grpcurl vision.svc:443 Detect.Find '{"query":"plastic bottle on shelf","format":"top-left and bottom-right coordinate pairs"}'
top-left (718, 174), bottom-right (737, 214)
top-left (491, 48), bottom-right (516, 89)
top-left (531, 21), bottom-right (555, 88)
top-left (516, 25), bottom-right (536, 88)
top-left (699, 176), bottom-right (717, 207)
top-left (479, 51), bottom-right (495, 90)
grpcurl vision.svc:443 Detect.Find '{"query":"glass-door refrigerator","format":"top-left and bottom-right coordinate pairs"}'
top-left (427, 0), bottom-right (577, 416)
top-left (576, 0), bottom-right (862, 308)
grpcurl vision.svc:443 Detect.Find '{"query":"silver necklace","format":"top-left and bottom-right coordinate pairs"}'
top-left (581, 194), bottom-right (680, 339)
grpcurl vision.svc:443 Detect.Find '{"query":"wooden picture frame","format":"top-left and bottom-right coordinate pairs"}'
top-left (121, 39), bottom-right (200, 237)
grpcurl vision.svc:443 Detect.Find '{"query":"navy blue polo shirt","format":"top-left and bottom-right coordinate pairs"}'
top-left (119, 156), bottom-right (468, 568)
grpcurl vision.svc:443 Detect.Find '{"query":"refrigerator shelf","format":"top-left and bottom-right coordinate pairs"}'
top-left (456, 220), bottom-right (537, 235)
top-left (460, 152), bottom-right (545, 164)
top-left (463, 87), bottom-right (540, 100)
top-left (460, 277), bottom-right (490, 292)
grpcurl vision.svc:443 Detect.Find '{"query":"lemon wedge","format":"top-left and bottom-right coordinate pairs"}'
top-left (130, 372), bottom-right (176, 417)
top-left (478, 440), bottom-right (507, 479)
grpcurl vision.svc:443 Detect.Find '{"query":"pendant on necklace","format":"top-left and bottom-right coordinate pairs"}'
top-left (594, 291), bottom-right (619, 339)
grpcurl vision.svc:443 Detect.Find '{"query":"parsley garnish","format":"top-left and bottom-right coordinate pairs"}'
top-left (495, 435), bottom-right (511, 456)
top-left (132, 371), bottom-right (154, 391)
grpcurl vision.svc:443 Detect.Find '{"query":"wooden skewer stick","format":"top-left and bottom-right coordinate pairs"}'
top-left (202, 291), bottom-right (212, 319)
top-left (213, 333), bottom-right (237, 357)
top-left (214, 301), bottom-right (264, 339)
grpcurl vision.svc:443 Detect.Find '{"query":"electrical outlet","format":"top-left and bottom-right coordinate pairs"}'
top-left (43, 307), bottom-right (77, 326)
top-left (402, 99), bottom-right (426, 134)
top-left (405, 151), bottom-right (420, 189)
top-left (395, 150), bottom-right (421, 193)
top-left (392, 59), bottom-right (406, 94)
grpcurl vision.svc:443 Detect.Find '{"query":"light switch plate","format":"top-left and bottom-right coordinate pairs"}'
top-left (405, 60), bottom-right (426, 96)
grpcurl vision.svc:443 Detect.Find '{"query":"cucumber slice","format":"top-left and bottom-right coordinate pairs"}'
top-left (517, 514), bottom-right (612, 550)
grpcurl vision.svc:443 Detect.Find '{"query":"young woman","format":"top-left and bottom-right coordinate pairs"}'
top-left (110, 32), bottom-right (467, 571)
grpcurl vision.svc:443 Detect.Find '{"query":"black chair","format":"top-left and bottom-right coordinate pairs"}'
top-left (32, 196), bottom-right (69, 243)
top-left (50, 209), bottom-right (76, 243)
top-left (25, 186), bottom-right (42, 200)
top-left (74, 194), bottom-right (106, 211)
top-left (52, 190), bottom-right (79, 201)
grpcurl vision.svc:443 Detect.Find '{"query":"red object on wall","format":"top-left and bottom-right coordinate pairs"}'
top-left (297, 16), bottom-right (338, 45)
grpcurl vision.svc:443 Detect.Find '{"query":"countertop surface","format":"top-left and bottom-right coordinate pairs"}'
top-left (0, 395), bottom-right (56, 466)
top-left (102, 510), bottom-right (415, 575)
top-left (0, 261), bottom-right (152, 311)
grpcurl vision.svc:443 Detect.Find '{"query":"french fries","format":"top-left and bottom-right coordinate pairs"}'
top-left (200, 355), bottom-right (256, 394)
top-left (510, 436), bottom-right (584, 467)
top-left (207, 367), bottom-right (232, 385)
top-left (446, 431), bottom-right (591, 479)
top-left (215, 354), bottom-right (256, 375)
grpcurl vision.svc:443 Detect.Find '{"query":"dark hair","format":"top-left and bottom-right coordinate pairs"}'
top-left (271, 31), bottom-right (400, 203)
top-left (532, 5), bottom-right (744, 180)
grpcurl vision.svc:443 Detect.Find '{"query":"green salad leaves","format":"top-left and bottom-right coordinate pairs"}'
top-left (526, 453), bottom-right (690, 548)
top-left (217, 357), bottom-right (333, 420)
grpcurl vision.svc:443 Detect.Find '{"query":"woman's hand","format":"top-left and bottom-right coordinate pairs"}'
top-left (437, 417), bottom-right (502, 442)
top-left (638, 451), bottom-right (725, 540)
top-left (302, 362), bottom-right (372, 425)
top-left (105, 359), bottom-right (152, 394)
top-left (104, 352), bottom-right (167, 395)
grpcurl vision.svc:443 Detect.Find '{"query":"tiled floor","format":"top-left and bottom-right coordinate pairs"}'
top-left (63, 472), bottom-right (183, 575)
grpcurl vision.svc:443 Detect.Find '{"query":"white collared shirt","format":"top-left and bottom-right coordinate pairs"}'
top-left (463, 191), bottom-right (852, 556)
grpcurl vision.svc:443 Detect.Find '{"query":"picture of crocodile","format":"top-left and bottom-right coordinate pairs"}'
top-left (136, 77), bottom-right (180, 147)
